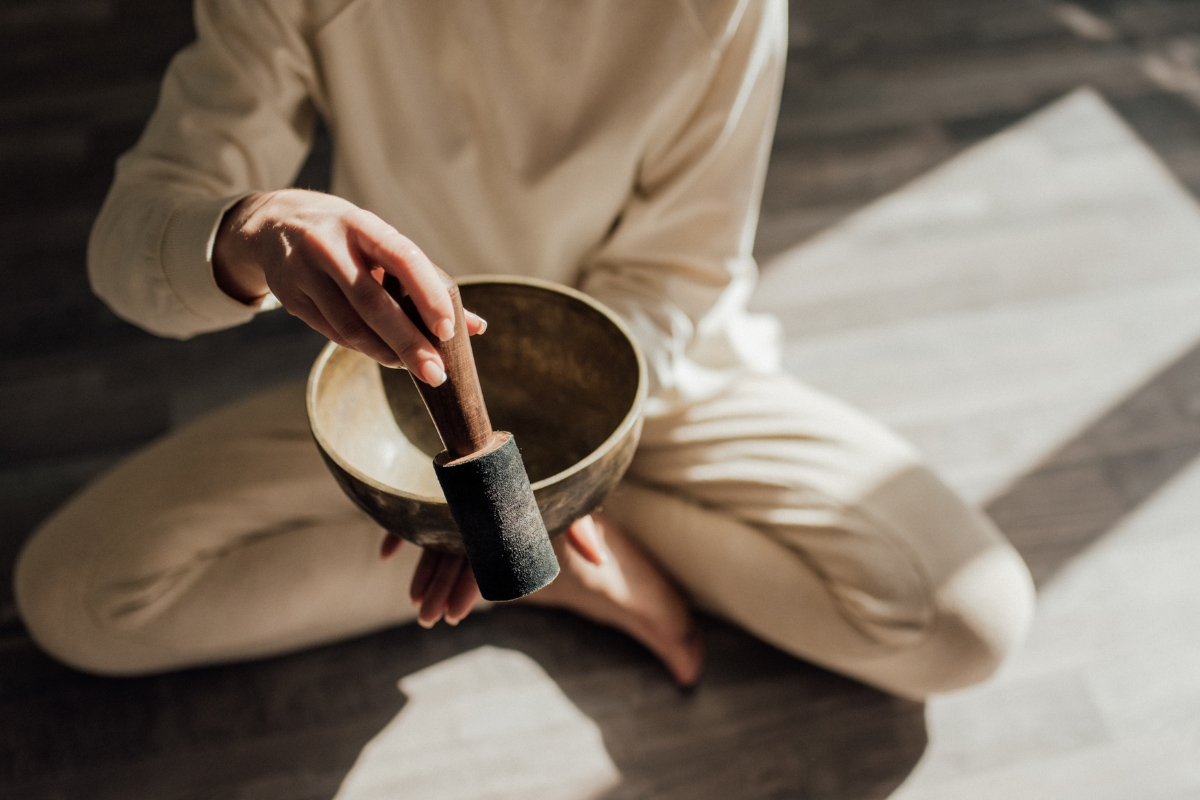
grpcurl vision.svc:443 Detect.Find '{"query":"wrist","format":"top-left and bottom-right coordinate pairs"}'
top-left (213, 192), bottom-right (271, 304)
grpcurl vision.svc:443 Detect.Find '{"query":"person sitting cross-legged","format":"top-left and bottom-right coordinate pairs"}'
top-left (15, 0), bottom-right (1035, 700)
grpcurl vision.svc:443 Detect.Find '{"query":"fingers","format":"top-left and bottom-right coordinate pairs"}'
top-left (417, 554), bottom-right (467, 629)
top-left (296, 260), bottom-right (449, 384)
top-left (350, 212), bottom-right (456, 341)
top-left (304, 271), bottom-right (400, 366)
top-left (464, 310), bottom-right (487, 337)
top-left (444, 566), bottom-right (480, 625)
top-left (334, 246), bottom-right (449, 383)
top-left (409, 549), bottom-right (479, 628)
top-left (281, 293), bottom-right (350, 349)
top-left (315, 250), bottom-right (448, 381)
top-left (566, 515), bottom-right (608, 566)
top-left (410, 548), bottom-right (440, 606)
top-left (247, 192), bottom-right (456, 383)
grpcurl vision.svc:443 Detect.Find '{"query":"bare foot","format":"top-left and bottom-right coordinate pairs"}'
top-left (520, 512), bottom-right (705, 687)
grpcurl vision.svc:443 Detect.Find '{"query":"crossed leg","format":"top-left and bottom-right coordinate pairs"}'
top-left (14, 383), bottom-right (428, 674)
top-left (15, 373), bottom-right (1034, 699)
top-left (605, 372), bottom-right (1035, 699)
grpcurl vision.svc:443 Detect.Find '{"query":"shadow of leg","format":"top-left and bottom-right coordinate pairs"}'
top-left (1, 605), bottom-right (926, 800)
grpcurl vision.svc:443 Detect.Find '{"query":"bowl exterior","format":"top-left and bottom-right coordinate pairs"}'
top-left (316, 412), bottom-right (642, 554)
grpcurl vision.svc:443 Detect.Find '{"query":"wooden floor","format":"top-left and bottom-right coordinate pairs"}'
top-left (3, 1), bottom-right (1200, 798)
top-left (757, 88), bottom-right (1200, 798)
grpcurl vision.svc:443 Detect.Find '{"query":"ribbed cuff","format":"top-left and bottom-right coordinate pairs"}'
top-left (160, 192), bottom-right (275, 327)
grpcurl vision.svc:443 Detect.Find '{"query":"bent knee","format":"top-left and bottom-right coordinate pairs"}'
top-left (884, 545), bottom-right (1036, 700)
top-left (14, 526), bottom-right (148, 677)
top-left (14, 531), bottom-right (93, 672)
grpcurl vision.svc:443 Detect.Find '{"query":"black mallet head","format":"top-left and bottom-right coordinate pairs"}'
top-left (434, 432), bottom-right (558, 600)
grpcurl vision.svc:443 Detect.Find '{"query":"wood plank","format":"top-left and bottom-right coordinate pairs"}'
top-left (4, 2), bottom-right (1200, 798)
top-left (0, 610), bottom-right (926, 800)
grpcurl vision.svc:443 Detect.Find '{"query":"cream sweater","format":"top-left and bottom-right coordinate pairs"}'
top-left (88, 0), bottom-right (787, 410)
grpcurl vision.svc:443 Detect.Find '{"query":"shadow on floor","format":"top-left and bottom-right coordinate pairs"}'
top-left (4, 336), bottom-right (1197, 800)
top-left (0, 608), bottom-right (925, 800)
top-left (985, 335), bottom-right (1200, 587)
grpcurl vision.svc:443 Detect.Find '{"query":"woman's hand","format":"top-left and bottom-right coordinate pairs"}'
top-left (213, 188), bottom-right (483, 385)
top-left (406, 546), bottom-right (481, 628)
top-left (379, 515), bottom-right (607, 628)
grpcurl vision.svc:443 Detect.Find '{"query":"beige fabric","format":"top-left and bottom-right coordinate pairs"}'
top-left (606, 373), bottom-right (1035, 699)
top-left (87, 0), bottom-right (788, 410)
top-left (53, 0), bottom-right (1035, 699)
top-left (15, 373), bottom-right (1034, 699)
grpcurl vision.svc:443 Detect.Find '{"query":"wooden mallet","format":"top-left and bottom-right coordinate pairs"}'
top-left (383, 273), bottom-right (560, 601)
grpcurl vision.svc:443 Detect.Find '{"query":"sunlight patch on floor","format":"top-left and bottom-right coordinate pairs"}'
top-left (333, 646), bottom-right (619, 800)
top-left (754, 88), bottom-right (1200, 504)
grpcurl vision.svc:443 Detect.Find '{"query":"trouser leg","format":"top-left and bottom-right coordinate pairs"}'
top-left (16, 371), bottom-right (1034, 696)
top-left (603, 372), bottom-right (1035, 700)
top-left (14, 383), bottom-right (433, 675)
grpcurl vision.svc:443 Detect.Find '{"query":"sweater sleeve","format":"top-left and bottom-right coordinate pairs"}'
top-left (87, 0), bottom-right (320, 339)
top-left (578, 0), bottom-right (787, 412)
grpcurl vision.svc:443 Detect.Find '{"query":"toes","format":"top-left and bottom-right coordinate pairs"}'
top-left (673, 626), bottom-right (706, 687)
top-left (651, 622), bottom-right (705, 688)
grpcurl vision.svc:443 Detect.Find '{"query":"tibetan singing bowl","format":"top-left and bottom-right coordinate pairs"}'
top-left (307, 276), bottom-right (647, 554)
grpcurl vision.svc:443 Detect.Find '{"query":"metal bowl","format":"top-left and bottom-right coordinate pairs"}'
top-left (307, 276), bottom-right (647, 554)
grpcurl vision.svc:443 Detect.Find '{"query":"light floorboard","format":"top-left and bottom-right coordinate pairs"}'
top-left (755, 88), bottom-right (1200, 504)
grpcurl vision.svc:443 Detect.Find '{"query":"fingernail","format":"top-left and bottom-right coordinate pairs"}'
top-left (472, 314), bottom-right (487, 334)
top-left (417, 616), bottom-right (435, 630)
top-left (434, 318), bottom-right (455, 341)
top-left (420, 361), bottom-right (447, 386)
top-left (445, 616), bottom-right (460, 627)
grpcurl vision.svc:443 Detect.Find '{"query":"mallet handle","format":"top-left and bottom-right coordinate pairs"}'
top-left (384, 273), bottom-right (494, 460)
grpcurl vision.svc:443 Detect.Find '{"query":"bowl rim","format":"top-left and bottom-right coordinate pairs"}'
top-left (306, 274), bottom-right (649, 503)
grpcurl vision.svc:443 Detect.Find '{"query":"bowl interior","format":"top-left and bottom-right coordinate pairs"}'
top-left (310, 280), bottom-right (643, 500)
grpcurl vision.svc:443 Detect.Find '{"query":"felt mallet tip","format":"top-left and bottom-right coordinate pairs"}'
top-left (434, 432), bottom-right (559, 601)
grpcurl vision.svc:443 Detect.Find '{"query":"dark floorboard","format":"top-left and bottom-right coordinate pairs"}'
top-left (0, 611), bottom-right (925, 800)
top-left (4, 1), bottom-right (1200, 797)
top-left (987, 336), bottom-right (1200, 586)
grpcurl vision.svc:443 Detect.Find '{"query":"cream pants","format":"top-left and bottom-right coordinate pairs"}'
top-left (15, 372), bottom-right (1034, 700)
